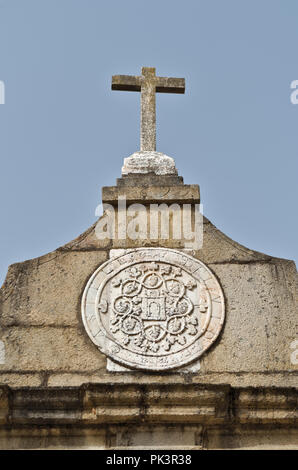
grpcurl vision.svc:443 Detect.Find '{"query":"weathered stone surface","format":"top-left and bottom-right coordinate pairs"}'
top-left (122, 151), bottom-right (178, 176)
top-left (0, 424), bottom-right (296, 450)
top-left (0, 386), bottom-right (9, 424)
top-left (0, 327), bottom-right (105, 372)
top-left (46, 370), bottom-right (298, 388)
top-left (0, 373), bottom-right (42, 387)
top-left (199, 260), bottom-right (298, 374)
top-left (0, 341), bottom-right (4, 365)
top-left (106, 356), bottom-right (202, 373)
top-left (81, 383), bottom-right (229, 425)
top-left (117, 173), bottom-right (184, 187)
top-left (102, 183), bottom-right (200, 205)
top-left (0, 251), bottom-right (107, 326)
top-left (0, 383), bottom-right (296, 449)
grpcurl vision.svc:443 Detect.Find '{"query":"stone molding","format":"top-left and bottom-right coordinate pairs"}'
top-left (102, 184), bottom-right (200, 205)
top-left (0, 383), bottom-right (296, 427)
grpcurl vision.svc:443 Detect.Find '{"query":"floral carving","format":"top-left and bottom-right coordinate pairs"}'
top-left (98, 299), bottom-right (108, 313)
top-left (108, 263), bottom-right (201, 354)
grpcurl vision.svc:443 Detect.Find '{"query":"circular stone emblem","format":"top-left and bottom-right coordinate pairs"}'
top-left (81, 248), bottom-right (225, 371)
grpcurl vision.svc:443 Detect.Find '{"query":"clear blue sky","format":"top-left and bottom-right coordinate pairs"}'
top-left (0, 0), bottom-right (297, 286)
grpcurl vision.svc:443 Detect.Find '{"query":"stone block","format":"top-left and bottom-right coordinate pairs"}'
top-left (200, 260), bottom-right (297, 375)
top-left (0, 251), bottom-right (107, 327)
top-left (0, 327), bottom-right (105, 372)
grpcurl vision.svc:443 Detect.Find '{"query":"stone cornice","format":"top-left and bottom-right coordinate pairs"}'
top-left (0, 383), bottom-right (297, 428)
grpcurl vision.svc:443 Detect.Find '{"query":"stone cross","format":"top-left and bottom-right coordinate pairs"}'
top-left (112, 67), bottom-right (185, 152)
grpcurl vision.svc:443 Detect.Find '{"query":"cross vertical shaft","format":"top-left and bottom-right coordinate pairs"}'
top-left (141, 67), bottom-right (156, 151)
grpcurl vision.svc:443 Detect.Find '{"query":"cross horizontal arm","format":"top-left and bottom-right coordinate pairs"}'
top-left (156, 77), bottom-right (185, 94)
top-left (112, 75), bottom-right (142, 92)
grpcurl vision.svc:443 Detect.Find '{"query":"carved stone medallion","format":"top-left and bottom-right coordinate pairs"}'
top-left (81, 248), bottom-right (225, 371)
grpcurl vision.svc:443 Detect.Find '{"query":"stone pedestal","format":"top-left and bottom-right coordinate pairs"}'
top-left (122, 151), bottom-right (178, 176)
